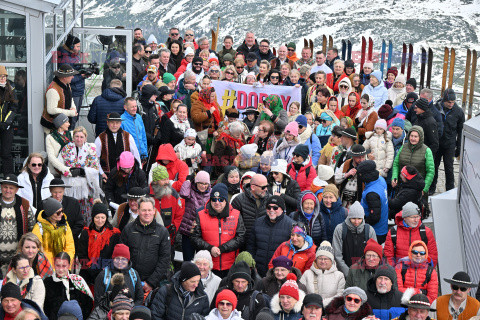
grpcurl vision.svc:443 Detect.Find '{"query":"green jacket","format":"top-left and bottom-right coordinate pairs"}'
top-left (391, 126), bottom-right (435, 192)
top-left (345, 259), bottom-right (377, 292)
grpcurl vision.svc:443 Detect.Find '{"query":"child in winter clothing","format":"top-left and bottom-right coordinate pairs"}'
top-left (356, 94), bottom-right (378, 143)
top-left (316, 110), bottom-right (339, 148)
top-left (363, 119), bottom-right (394, 178)
top-left (288, 101), bottom-right (301, 122)
top-left (174, 128), bottom-right (203, 175)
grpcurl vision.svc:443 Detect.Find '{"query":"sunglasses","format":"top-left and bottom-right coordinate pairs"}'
top-left (451, 285), bottom-right (468, 292)
top-left (288, 49), bottom-right (295, 52)
top-left (270, 76), bottom-right (279, 79)
top-left (236, 66), bottom-right (244, 69)
top-left (346, 296), bottom-right (361, 304)
top-left (411, 250), bottom-right (426, 256)
top-left (211, 197), bottom-right (225, 203)
top-left (225, 71), bottom-right (234, 75)
top-left (185, 33), bottom-right (194, 36)
top-left (298, 125), bottom-right (304, 129)
top-left (267, 205), bottom-right (280, 210)
top-left (30, 163), bottom-right (43, 167)
top-left (218, 301), bottom-right (233, 307)
top-left (54, 210), bottom-right (63, 215)
top-left (145, 50), bottom-right (152, 53)
top-left (210, 70), bottom-right (219, 73)
top-left (170, 33), bottom-right (179, 36)
top-left (339, 85), bottom-right (348, 89)
top-left (253, 184), bottom-right (268, 190)
top-left (292, 153), bottom-right (302, 157)
top-left (193, 63), bottom-right (203, 66)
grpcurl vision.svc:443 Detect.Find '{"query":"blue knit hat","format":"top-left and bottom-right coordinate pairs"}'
top-left (391, 118), bottom-right (405, 130)
top-left (58, 300), bottom-right (83, 320)
top-left (295, 114), bottom-right (308, 127)
top-left (211, 183), bottom-right (228, 201)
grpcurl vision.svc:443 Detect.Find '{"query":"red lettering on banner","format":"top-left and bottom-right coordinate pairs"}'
top-left (280, 95), bottom-right (291, 109)
top-left (258, 93), bottom-right (269, 104)
top-left (237, 91), bottom-right (247, 109)
top-left (248, 92), bottom-right (258, 108)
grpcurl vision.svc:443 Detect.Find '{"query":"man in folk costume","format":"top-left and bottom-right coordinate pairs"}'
top-left (0, 175), bottom-right (35, 275)
top-left (394, 290), bottom-right (436, 320)
top-left (149, 165), bottom-right (185, 252)
top-left (41, 64), bottom-right (78, 132)
top-left (95, 112), bottom-right (141, 182)
top-left (430, 272), bottom-right (480, 320)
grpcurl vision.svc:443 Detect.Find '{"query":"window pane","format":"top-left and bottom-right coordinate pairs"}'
top-left (45, 13), bottom-right (54, 54)
top-left (56, 13), bottom-right (65, 42)
top-left (0, 9), bottom-right (26, 63)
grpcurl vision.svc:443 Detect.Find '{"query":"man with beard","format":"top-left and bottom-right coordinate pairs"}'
top-left (149, 165), bottom-right (185, 252)
top-left (366, 265), bottom-right (404, 320)
top-left (232, 174), bottom-right (271, 243)
top-left (95, 112), bottom-right (140, 182)
top-left (430, 271), bottom-right (480, 320)
top-left (105, 151), bottom-right (148, 206)
top-left (179, 56), bottom-right (205, 84)
top-left (255, 39), bottom-right (274, 65)
top-left (334, 144), bottom-right (367, 208)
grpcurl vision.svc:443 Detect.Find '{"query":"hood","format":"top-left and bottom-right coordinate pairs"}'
top-left (155, 144), bottom-right (178, 162)
top-left (102, 87), bottom-right (127, 101)
top-left (338, 77), bottom-right (353, 95)
top-left (320, 196), bottom-right (343, 214)
top-left (288, 232), bottom-right (314, 252)
top-left (407, 125), bottom-right (425, 147)
top-left (270, 289), bottom-right (305, 314)
top-left (310, 259), bottom-right (339, 276)
top-left (370, 70), bottom-right (384, 86)
top-left (297, 190), bottom-right (321, 218)
top-left (326, 96), bottom-right (339, 112)
top-left (407, 240), bottom-right (429, 262)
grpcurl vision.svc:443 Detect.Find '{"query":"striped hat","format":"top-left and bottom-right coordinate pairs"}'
top-left (111, 294), bottom-right (134, 313)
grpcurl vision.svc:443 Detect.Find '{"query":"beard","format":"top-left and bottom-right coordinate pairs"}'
top-left (377, 286), bottom-right (389, 294)
top-left (152, 183), bottom-right (172, 199)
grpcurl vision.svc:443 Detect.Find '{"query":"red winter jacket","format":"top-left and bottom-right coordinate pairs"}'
top-left (155, 144), bottom-right (189, 192)
top-left (326, 72), bottom-right (348, 94)
top-left (287, 157), bottom-right (318, 191)
top-left (174, 59), bottom-right (189, 80)
top-left (395, 240), bottom-right (438, 303)
top-left (149, 184), bottom-right (185, 232)
top-left (268, 238), bottom-right (317, 274)
top-left (384, 212), bottom-right (438, 266)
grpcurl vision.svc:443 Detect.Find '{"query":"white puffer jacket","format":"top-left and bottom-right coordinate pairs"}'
top-left (300, 261), bottom-right (345, 306)
top-left (363, 130), bottom-right (395, 177)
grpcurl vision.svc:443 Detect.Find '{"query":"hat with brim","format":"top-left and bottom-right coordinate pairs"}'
top-left (107, 112), bottom-right (123, 121)
top-left (43, 178), bottom-right (71, 189)
top-left (55, 64), bottom-right (79, 78)
top-left (349, 144), bottom-right (367, 157)
top-left (402, 293), bottom-right (436, 311)
top-left (1, 174), bottom-right (23, 188)
top-left (341, 127), bottom-right (357, 140)
top-left (444, 271), bottom-right (478, 288)
top-left (244, 106), bottom-right (259, 115)
top-left (121, 187), bottom-right (147, 199)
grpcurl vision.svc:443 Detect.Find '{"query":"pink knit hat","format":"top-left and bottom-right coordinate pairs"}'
top-left (285, 121), bottom-right (299, 137)
top-left (195, 171), bottom-right (210, 184)
top-left (117, 151), bottom-right (134, 169)
top-left (374, 119), bottom-right (387, 131)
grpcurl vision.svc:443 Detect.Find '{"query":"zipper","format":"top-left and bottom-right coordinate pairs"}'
top-left (218, 219), bottom-right (222, 270)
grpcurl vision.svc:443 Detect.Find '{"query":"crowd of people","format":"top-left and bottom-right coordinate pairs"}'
top-left (0, 26), bottom-right (474, 320)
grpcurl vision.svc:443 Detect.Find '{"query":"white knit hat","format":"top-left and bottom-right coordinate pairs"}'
top-left (184, 128), bottom-right (197, 138)
top-left (192, 250), bottom-right (213, 269)
top-left (317, 165), bottom-right (334, 181)
top-left (240, 144), bottom-right (258, 159)
top-left (316, 241), bottom-right (334, 262)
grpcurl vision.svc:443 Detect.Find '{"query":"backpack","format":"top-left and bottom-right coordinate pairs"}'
top-left (400, 261), bottom-right (434, 289)
top-left (341, 221), bottom-right (370, 243)
top-left (243, 290), bottom-right (269, 320)
top-left (390, 224), bottom-right (428, 262)
top-left (103, 267), bottom-right (138, 293)
top-left (144, 280), bottom-right (172, 309)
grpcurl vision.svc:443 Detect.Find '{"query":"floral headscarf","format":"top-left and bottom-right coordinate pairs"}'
top-left (260, 94), bottom-right (284, 122)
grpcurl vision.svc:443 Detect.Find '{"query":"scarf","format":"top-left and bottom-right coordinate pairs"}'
top-left (298, 125), bottom-right (313, 144)
top-left (53, 76), bottom-right (72, 110)
top-left (276, 137), bottom-right (299, 152)
top-left (199, 87), bottom-right (222, 124)
top-left (105, 127), bottom-right (125, 173)
top-left (217, 131), bottom-right (245, 150)
top-left (344, 92), bottom-right (362, 118)
top-left (53, 272), bottom-right (93, 299)
top-left (170, 114), bottom-right (190, 134)
top-left (40, 218), bottom-right (67, 258)
top-left (33, 252), bottom-right (54, 280)
top-left (85, 226), bottom-right (121, 267)
top-left (50, 130), bottom-right (72, 150)
top-left (260, 94), bottom-right (284, 122)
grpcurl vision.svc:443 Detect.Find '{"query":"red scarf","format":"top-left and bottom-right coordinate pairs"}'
top-left (199, 87), bottom-right (222, 124)
top-left (217, 131), bottom-right (246, 149)
top-left (86, 226), bottom-right (120, 266)
top-left (344, 92), bottom-right (362, 118)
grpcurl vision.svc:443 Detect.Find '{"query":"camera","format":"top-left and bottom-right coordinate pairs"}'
top-left (74, 62), bottom-right (100, 77)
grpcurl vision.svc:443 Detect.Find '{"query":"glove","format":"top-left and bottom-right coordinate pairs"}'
top-left (455, 148), bottom-right (460, 158)
top-left (70, 168), bottom-right (82, 177)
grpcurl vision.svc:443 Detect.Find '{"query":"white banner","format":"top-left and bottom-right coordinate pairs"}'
top-left (211, 80), bottom-right (302, 115)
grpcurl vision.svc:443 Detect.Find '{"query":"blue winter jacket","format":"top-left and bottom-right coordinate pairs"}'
top-left (121, 111), bottom-right (148, 158)
top-left (87, 87), bottom-right (126, 136)
top-left (57, 46), bottom-right (85, 97)
top-left (303, 132), bottom-right (321, 166)
top-left (361, 71), bottom-right (388, 110)
top-left (361, 177), bottom-right (389, 236)
top-left (320, 197), bottom-right (347, 243)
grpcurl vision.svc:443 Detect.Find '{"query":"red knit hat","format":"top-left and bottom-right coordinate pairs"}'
top-left (363, 238), bottom-right (383, 259)
top-left (112, 244), bottom-right (130, 261)
top-left (279, 273), bottom-right (299, 301)
top-left (216, 289), bottom-right (237, 310)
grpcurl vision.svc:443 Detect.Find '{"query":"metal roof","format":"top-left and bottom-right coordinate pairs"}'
top-left (2, 0), bottom-right (69, 13)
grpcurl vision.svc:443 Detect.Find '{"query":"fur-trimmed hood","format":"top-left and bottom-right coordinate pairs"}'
top-left (270, 289), bottom-right (306, 314)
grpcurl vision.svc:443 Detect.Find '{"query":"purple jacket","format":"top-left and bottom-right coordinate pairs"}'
top-left (178, 180), bottom-right (211, 236)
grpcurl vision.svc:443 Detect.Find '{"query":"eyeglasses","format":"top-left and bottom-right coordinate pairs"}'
top-left (339, 85), bottom-right (348, 89)
top-left (30, 163), bottom-right (43, 167)
top-left (170, 33), bottom-right (179, 36)
top-left (411, 250), bottom-right (426, 256)
top-left (272, 172), bottom-right (281, 175)
top-left (292, 153), bottom-right (302, 157)
top-left (451, 285), bottom-right (468, 292)
top-left (112, 66), bottom-right (121, 69)
top-left (253, 184), bottom-right (268, 190)
top-left (114, 257), bottom-right (129, 262)
top-left (17, 265), bottom-right (30, 271)
top-left (185, 33), bottom-right (194, 36)
top-left (210, 70), bottom-right (219, 73)
top-left (145, 50), bottom-right (152, 53)
top-left (267, 205), bottom-right (279, 211)
top-left (258, 128), bottom-right (267, 132)
top-left (345, 296), bottom-right (361, 304)
top-left (260, 45), bottom-right (269, 48)
top-left (225, 71), bottom-right (234, 75)
top-left (288, 49), bottom-right (295, 52)
top-left (365, 254), bottom-right (379, 259)
top-left (270, 76), bottom-right (279, 79)
top-left (211, 197), bottom-right (225, 203)
top-left (236, 66), bottom-right (244, 69)
top-left (218, 301), bottom-right (233, 307)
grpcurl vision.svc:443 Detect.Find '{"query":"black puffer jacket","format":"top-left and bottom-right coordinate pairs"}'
top-left (140, 98), bottom-right (160, 146)
top-left (366, 276), bottom-right (404, 320)
top-left (290, 191), bottom-right (327, 246)
top-left (151, 271), bottom-right (210, 320)
top-left (120, 218), bottom-right (171, 288)
top-left (414, 109), bottom-right (439, 155)
top-left (254, 267), bottom-right (305, 298)
top-left (267, 173), bottom-right (301, 215)
top-left (435, 96), bottom-right (465, 152)
top-left (104, 161), bottom-right (148, 205)
top-left (61, 195), bottom-right (84, 250)
top-left (231, 186), bottom-right (271, 237)
top-left (246, 213), bottom-right (294, 277)
top-left (388, 172), bottom-right (425, 218)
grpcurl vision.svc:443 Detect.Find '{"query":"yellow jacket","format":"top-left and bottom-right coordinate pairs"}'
top-left (32, 212), bottom-right (75, 268)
